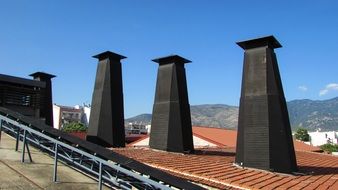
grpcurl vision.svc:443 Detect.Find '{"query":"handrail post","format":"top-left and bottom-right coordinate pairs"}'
top-left (53, 143), bottom-right (58, 182)
top-left (21, 129), bottom-right (27, 163)
top-left (98, 162), bottom-right (103, 190)
top-left (25, 143), bottom-right (33, 162)
top-left (15, 126), bottom-right (20, 151)
top-left (0, 119), bottom-right (2, 141)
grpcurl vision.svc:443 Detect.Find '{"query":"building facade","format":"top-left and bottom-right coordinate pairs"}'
top-left (308, 131), bottom-right (338, 146)
top-left (53, 104), bottom-right (90, 130)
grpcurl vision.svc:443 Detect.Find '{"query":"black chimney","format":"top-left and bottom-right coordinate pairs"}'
top-left (30, 72), bottom-right (56, 127)
top-left (86, 51), bottom-right (126, 147)
top-left (235, 36), bottom-right (297, 173)
top-left (149, 55), bottom-right (194, 153)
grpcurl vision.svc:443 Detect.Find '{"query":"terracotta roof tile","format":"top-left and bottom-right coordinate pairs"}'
top-left (302, 174), bottom-right (335, 190)
top-left (113, 147), bottom-right (338, 190)
top-left (236, 172), bottom-right (269, 187)
top-left (240, 173), bottom-right (277, 188)
top-left (130, 126), bottom-right (321, 152)
top-left (118, 126), bottom-right (335, 189)
top-left (227, 171), bottom-right (258, 184)
top-left (196, 166), bottom-right (235, 177)
top-left (193, 126), bottom-right (321, 152)
top-left (259, 177), bottom-right (294, 190)
top-left (252, 176), bottom-right (286, 189)
top-left (193, 126), bottom-right (238, 147)
top-left (328, 180), bottom-right (338, 190)
top-left (293, 140), bottom-right (322, 152)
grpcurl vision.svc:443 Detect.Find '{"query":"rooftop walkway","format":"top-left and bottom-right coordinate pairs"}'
top-left (0, 131), bottom-right (108, 190)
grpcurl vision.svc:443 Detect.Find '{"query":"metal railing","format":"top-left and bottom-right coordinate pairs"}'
top-left (0, 114), bottom-right (172, 190)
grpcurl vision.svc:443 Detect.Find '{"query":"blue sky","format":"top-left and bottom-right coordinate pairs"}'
top-left (1, 1), bottom-right (338, 117)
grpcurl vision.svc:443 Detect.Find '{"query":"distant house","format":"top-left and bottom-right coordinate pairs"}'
top-left (308, 130), bottom-right (338, 146)
top-left (125, 123), bottom-right (148, 135)
top-left (53, 104), bottom-right (90, 130)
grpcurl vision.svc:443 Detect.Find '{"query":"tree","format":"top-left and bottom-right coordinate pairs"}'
top-left (294, 128), bottom-right (310, 142)
top-left (61, 122), bottom-right (87, 133)
top-left (320, 143), bottom-right (338, 153)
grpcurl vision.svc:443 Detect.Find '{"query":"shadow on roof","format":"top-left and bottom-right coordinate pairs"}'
top-left (194, 149), bottom-right (236, 157)
top-left (298, 165), bottom-right (338, 176)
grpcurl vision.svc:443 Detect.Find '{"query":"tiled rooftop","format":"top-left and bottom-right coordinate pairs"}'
top-left (71, 126), bottom-right (333, 189)
top-left (129, 126), bottom-right (322, 152)
top-left (119, 126), bottom-right (335, 189)
top-left (192, 126), bottom-right (321, 152)
top-left (113, 147), bottom-right (338, 190)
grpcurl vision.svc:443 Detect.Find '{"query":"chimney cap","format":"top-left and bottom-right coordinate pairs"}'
top-left (236, 35), bottom-right (282, 50)
top-left (93, 51), bottom-right (127, 61)
top-left (152, 55), bottom-right (191, 65)
top-left (29, 72), bottom-right (56, 79)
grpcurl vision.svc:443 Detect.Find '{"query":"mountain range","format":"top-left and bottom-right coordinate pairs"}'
top-left (126, 97), bottom-right (338, 131)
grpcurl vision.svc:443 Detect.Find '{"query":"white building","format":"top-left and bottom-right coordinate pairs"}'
top-left (125, 123), bottom-right (148, 135)
top-left (74, 104), bottom-right (91, 125)
top-left (53, 104), bottom-right (91, 130)
top-left (308, 131), bottom-right (338, 146)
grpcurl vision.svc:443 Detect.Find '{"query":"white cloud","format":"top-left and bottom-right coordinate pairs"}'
top-left (319, 89), bottom-right (328, 96)
top-left (319, 83), bottom-right (338, 96)
top-left (298, 85), bottom-right (308, 92)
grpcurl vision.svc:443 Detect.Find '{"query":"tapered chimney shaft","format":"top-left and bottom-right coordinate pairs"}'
top-left (149, 55), bottom-right (194, 153)
top-left (235, 36), bottom-right (297, 173)
top-left (30, 72), bottom-right (56, 127)
top-left (86, 51), bottom-right (126, 147)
